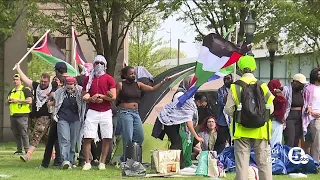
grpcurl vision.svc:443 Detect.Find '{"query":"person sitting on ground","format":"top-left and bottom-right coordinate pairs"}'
top-left (193, 116), bottom-right (218, 158)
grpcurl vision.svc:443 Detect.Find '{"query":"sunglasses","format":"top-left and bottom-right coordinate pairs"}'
top-left (95, 62), bottom-right (105, 65)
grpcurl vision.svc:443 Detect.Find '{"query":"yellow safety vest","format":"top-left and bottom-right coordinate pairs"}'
top-left (230, 76), bottom-right (274, 140)
top-left (8, 86), bottom-right (31, 116)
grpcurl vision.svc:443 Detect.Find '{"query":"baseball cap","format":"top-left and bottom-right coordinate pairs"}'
top-left (54, 62), bottom-right (67, 70)
top-left (293, 73), bottom-right (307, 84)
top-left (237, 55), bottom-right (257, 72)
top-left (13, 74), bottom-right (20, 78)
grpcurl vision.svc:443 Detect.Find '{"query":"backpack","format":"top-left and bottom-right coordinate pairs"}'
top-left (234, 80), bottom-right (268, 128)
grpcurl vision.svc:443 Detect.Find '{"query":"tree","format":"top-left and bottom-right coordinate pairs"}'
top-left (26, 0), bottom-right (163, 76)
top-left (153, 47), bottom-right (186, 60)
top-left (158, 0), bottom-right (265, 43)
top-left (28, 55), bottom-right (54, 81)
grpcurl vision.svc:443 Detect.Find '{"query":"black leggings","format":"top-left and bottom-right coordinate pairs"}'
top-left (284, 110), bottom-right (302, 147)
top-left (214, 126), bottom-right (231, 154)
top-left (164, 124), bottom-right (185, 169)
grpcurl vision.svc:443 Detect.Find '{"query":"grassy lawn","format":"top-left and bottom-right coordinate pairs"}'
top-left (0, 142), bottom-right (320, 180)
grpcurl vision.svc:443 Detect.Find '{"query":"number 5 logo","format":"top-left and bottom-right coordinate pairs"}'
top-left (288, 147), bottom-right (309, 165)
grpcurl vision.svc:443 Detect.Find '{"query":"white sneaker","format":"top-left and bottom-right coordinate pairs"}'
top-left (98, 163), bottom-right (106, 170)
top-left (82, 163), bottom-right (91, 170)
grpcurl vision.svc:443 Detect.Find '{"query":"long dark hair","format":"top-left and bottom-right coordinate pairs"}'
top-left (121, 66), bottom-right (134, 80)
top-left (310, 68), bottom-right (320, 84)
top-left (199, 116), bottom-right (217, 133)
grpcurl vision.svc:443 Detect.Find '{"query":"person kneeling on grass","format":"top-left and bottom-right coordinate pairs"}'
top-left (48, 76), bottom-right (85, 169)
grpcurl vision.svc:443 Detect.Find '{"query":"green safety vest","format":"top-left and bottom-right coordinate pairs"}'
top-left (8, 86), bottom-right (30, 116)
top-left (230, 77), bottom-right (274, 140)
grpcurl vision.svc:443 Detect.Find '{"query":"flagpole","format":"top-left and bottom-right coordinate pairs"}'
top-left (71, 26), bottom-right (78, 74)
top-left (168, 66), bottom-right (195, 79)
top-left (233, 22), bottom-right (240, 82)
top-left (13, 30), bottom-right (50, 70)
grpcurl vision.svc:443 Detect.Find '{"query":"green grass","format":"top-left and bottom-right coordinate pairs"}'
top-left (1, 143), bottom-right (320, 180)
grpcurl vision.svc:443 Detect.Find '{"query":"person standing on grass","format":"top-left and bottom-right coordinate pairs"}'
top-left (15, 64), bottom-right (53, 162)
top-left (82, 55), bottom-right (116, 171)
top-left (7, 74), bottom-right (32, 155)
top-left (40, 62), bottom-right (70, 168)
top-left (48, 76), bottom-right (85, 169)
top-left (267, 79), bottom-right (287, 147)
top-left (225, 55), bottom-right (274, 180)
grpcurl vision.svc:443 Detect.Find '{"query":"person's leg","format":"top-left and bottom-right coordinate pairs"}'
top-left (10, 116), bottom-right (23, 153)
top-left (41, 121), bottom-right (57, 167)
top-left (234, 138), bottom-right (251, 180)
top-left (23, 116), bottom-right (51, 161)
top-left (99, 110), bottom-right (113, 166)
top-left (106, 116), bottom-right (117, 164)
top-left (284, 119), bottom-right (296, 147)
top-left (57, 120), bottom-right (71, 165)
top-left (16, 116), bottom-right (30, 153)
top-left (253, 139), bottom-right (272, 180)
top-left (214, 126), bottom-right (229, 153)
top-left (132, 112), bottom-right (144, 145)
top-left (82, 109), bottom-right (99, 170)
top-left (117, 109), bottom-right (134, 162)
top-left (164, 124), bottom-right (184, 169)
top-left (271, 120), bottom-right (283, 147)
top-left (310, 119), bottom-right (320, 163)
top-left (302, 124), bottom-right (312, 154)
top-left (69, 120), bottom-right (81, 165)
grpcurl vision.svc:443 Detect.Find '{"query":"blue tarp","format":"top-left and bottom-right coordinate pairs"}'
top-left (218, 143), bottom-right (319, 175)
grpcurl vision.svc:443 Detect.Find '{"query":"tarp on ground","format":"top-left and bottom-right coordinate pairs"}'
top-left (218, 143), bottom-right (319, 175)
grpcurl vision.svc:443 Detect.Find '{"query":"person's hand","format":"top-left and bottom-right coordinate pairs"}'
top-left (106, 91), bottom-right (113, 98)
top-left (8, 98), bottom-right (19, 103)
top-left (163, 77), bottom-right (170, 83)
top-left (83, 93), bottom-right (90, 101)
top-left (196, 136), bottom-right (204, 143)
top-left (283, 122), bottom-right (286, 130)
top-left (311, 112), bottom-right (320, 118)
top-left (95, 98), bottom-right (103, 104)
top-left (307, 107), bottom-right (312, 115)
top-left (15, 63), bottom-right (21, 71)
top-left (91, 94), bottom-right (99, 101)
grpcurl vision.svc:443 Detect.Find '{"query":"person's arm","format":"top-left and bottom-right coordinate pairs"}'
top-left (116, 82), bottom-right (122, 98)
top-left (16, 63), bottom-right (33, 88)
top-left (217, 88), bottom-right (225, 106)
top-left (99, 88), bottom-right (116, 102)
top-left (186, 121), bottom-right (204, 142)
top-left (138, 77), bottom-right (169, 92)
top-left (225, 90), bottom-right (236, 116)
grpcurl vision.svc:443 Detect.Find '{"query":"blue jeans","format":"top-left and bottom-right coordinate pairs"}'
top-left (57, 120), bottom-right (80, 164)
top-left (117, 108), bottom-right (144, 161)
top-left (271, 119), bottom-right (283, 148)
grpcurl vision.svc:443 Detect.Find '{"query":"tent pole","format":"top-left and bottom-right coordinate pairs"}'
top-left (233, 22), bottom-right (240, 82)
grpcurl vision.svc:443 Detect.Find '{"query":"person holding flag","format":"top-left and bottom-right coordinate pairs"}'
top-left (225, 56), bottom-right (274, 180)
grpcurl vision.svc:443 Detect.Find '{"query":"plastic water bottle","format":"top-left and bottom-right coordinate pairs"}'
top-left (236, 103), bottom-right (242, 123)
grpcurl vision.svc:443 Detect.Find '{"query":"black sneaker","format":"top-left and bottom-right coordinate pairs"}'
top-left (13, 151), bottom-right (23, 155)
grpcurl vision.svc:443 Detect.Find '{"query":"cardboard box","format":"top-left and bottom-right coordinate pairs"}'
top-left (151, 150), bottom-right (181, 174)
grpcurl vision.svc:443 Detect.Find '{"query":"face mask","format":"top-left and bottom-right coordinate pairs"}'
top-left (94, 64), bottom-right (105, 76)
top-left (127, 76), bottom-right (136, 82)
top-left (224, 80), bottom-right (232, 88)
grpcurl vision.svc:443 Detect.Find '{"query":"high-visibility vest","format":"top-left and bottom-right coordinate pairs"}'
top-left (8, 86), bottom-right (31, 116)
top-left (230, 76), bottom-right (274, 140)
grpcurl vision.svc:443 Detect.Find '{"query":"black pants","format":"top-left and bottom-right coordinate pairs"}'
top-left (41, 121), bottom-right (62, 167)
top-left (284, 110), bottom-right (302, 147)
top-left (164, 124), bottom-right (185, 169)
top-left (214, 125), bottom-right (231, 154)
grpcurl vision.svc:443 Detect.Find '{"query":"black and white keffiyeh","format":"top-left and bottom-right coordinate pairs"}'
top-left (35, 84), bottom-right (52, 111)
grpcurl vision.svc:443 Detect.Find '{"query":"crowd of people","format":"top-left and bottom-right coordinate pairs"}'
top-left (6, 54), bottom-right (320, 179)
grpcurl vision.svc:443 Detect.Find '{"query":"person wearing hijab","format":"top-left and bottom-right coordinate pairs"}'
top-left (268, 79), bottom-right (287, 147)
top-left (116, 66), bottom-right (169, 162)
top-left (82, 55), bottom-right (116, 171)
top-left (48, 76), bottom-right (84, 169)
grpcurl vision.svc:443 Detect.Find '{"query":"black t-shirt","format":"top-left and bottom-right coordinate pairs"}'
top-left (31, 81), bottom-right (51, 118)
top-left (57, 92), bottom-right (79, 122)
top-left (8, 87), bottom-right (32, 117)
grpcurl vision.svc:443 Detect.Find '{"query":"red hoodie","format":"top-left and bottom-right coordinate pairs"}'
top-left (268, 79), bottom-right (287, 122)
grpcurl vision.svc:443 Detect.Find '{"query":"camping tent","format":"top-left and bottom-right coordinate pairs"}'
top-left (112, 63), bottom-right (240, 163)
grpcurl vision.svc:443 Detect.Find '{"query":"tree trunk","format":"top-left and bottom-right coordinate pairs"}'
top-left (107, 1), bottom-right (121, 76)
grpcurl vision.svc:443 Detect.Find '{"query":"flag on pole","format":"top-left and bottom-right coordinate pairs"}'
top-left (32, 33), bottom-right (78, 76)
top-left (72, 27), bottom-right (87, 66)
top-left (177, 33), bottom-right (251, 106)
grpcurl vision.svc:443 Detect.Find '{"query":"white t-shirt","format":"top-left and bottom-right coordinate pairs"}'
top-left (312, 86), bottom-right (320, 113)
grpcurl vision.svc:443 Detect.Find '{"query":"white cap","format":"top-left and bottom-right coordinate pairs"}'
top-left (293, 73), bottom-right (307, 84)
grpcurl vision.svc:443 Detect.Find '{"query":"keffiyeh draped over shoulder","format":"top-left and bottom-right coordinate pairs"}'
top-left (86, 55), bottom-right (107, 92)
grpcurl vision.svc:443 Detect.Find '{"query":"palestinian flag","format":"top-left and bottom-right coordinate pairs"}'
top-left (32, 33), bottom-right (78, 76)
top-left (72, 28), bottom-right (87, 65)
top-left (177, 33), bottom-right (251, 106)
